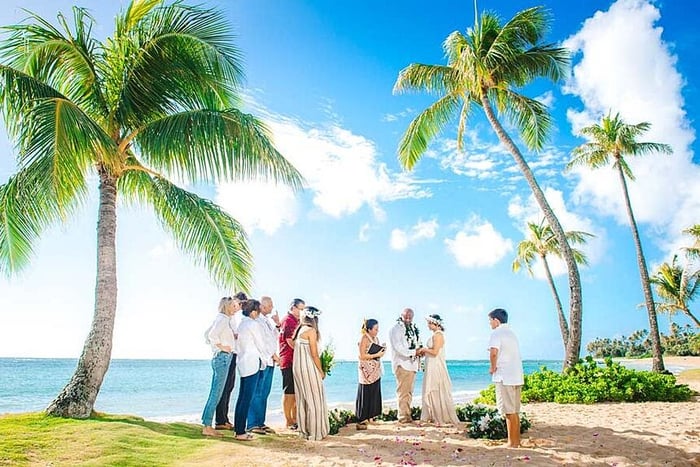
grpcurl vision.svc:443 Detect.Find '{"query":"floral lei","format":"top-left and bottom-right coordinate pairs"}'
top-left (398, 317), bottom-right (421, 350)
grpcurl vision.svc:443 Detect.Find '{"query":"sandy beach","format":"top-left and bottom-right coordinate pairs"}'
top-left (176, 357), bottom-right (700, 466)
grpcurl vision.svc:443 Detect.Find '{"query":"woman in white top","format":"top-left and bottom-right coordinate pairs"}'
top-left (233, 299), bottom-right (266, 440)
top-left (201, 297), bottom-right (236, 437)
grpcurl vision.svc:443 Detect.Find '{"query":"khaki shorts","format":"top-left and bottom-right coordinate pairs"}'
top-left (495, 383), bottom-right (521, 414)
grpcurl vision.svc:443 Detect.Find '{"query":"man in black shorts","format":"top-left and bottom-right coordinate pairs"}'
top-left (278, 298), bottom-right (304, 429)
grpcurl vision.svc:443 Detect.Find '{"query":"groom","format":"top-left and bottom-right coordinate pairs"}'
top-left (389, 307), bottom-right (421, 423)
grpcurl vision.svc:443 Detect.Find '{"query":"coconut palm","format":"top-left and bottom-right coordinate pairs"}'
top-left (650, 255), bottom-right (700, 327)
top-left (0, 1), bottom-right (303, 418)
top-left (683, 224), bottom-right (700, 260)
top-left (513, 219), bottom-right (592, 351)
top-left (568, 112), bottom-right (672, 372)
top-left (393, 5), bottom-right (585, 368)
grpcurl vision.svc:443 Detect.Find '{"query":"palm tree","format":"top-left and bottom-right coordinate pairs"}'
top-left (683, 224), bottom-right (700, 260)
top-left (512, 219), bottom-right (592, 351)
top-left (0, 1), bottom-right (303, 418)
top-left (568, 112), bottom-right (672, 372)
top-left (393, 5), bottom-right (585, 368)
top-left (650, 255), bottom-right (700, 327)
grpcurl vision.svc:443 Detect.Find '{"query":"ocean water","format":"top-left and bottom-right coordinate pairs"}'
top-left (0, 358), bottom-right (561, 423)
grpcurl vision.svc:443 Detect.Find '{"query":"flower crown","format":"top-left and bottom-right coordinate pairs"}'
top-left (303, 306), bottom-right (322, 318)
top-left (426, 314), bottom-right (444, 328)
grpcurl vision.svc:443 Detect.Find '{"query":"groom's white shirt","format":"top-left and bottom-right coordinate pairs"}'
top-left (389, 321), bottom-right (419, 373)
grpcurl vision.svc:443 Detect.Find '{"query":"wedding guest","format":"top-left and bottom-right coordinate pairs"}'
top-left (417, 314), bottom-right (460, 426)
top-left (214, 291), bottom-right (246, 429)
top-left (247, 296), bottom-right (280, 434)
top-left (292, 306), bottom-right (329, 441)
top-left (488, 308), bottom-right (524, 448)
top-left (201, 297), bottom-right (236, 437)
top-left (355, 318), bottom-right (385, 430)
top-left (233, 299), bottom-right (266, 441)
top-left (279, 298), bottom-right (304, 430)
top-left (389, 308), bottom-right (421, 423)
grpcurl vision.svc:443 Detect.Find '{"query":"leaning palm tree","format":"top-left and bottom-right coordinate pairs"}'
top-left (393, 5), bottom-right (585, 368)
top-left (0, 1), bottom-right (303, 418)
top-left (650, 255), bottom-right (700, 327)
top-left (568, 112), bottom-right (672, 372)
top-left (513, 219), bottom-right (592, 351)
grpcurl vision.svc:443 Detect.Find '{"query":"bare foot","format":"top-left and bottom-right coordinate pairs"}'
top-left (202, 426), bottom-right (222, 437)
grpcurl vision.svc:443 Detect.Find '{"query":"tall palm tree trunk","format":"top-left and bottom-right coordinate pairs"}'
top-left (481, 95), bottom-right (583, 369)
top-left (46, 168), bottom-right (118, 417)
top-left (541, 255), bottom-right (569, 350)
top-left (615, 162), bottom-right (665, 372)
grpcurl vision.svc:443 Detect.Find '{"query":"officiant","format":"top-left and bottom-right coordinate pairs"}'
top-left (355, 318), bottom-right (385, 430)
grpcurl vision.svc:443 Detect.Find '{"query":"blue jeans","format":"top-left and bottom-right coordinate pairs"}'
top-left (201, 352), bottom-right (233, 426)
top-left (247, 365), bottom-right (274, 429)
top-left (234, 370), bottom-right (260, 435)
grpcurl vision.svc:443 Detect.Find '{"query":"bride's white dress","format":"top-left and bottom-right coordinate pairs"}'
top-left (421, 330), bottom-right (460, 425)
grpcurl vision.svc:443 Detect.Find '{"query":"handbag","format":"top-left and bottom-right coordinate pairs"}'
top-left (368, 343), bottom-right (385, 360)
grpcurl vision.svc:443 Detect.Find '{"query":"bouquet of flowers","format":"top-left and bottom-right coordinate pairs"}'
top-left (320, 343), bottom-right (335, 376)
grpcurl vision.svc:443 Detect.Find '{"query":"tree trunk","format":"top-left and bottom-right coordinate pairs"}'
top-left (615, 162), bottom-right (665, 372)
top-left (481, 95), bottom-right (583, 370)
top-left (682, 306), bottom-right (700, 327)
top-left (46, 167), bottom-right (118, 417)
top-left (541, 255), bottom-right (569, 351)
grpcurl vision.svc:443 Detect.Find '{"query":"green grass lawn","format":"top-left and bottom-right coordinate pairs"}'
top-left (0, 412), bottom-right (220, 466)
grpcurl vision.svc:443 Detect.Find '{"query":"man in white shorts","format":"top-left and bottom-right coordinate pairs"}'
top-left (488, 308), bottom-right (524, 448)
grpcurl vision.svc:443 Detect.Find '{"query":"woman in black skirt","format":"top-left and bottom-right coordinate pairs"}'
top-left (355, 318), bottom-right (385, 430)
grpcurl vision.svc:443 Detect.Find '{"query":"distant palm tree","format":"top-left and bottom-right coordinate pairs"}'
top-left (0, 1), bottom-right (303, 418)
top-left (650, 255), bottom-right (700, 327)
top-left (393, 5), bottom-right (585, 369)
top-left (513, 219), bottom-right (592, 351)
top-left (683, 224), bottom-right (700, 260)
top-left (568, 112), bottom-right (672, 372)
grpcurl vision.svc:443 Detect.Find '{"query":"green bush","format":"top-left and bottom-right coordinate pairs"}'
top-left (328, 408), bottom-right (355, 435)
top-left (455, 403), bottom-right (530, 440)
top-left (474, 356), bottom-right (694, 405)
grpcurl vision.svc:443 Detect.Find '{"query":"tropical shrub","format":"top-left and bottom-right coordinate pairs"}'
top-left (474, 357), bottom-right (694, 405)
top-left (455, 403), bottom-right (531, 440)
top-left (328, 408), bottom-right (355, 435)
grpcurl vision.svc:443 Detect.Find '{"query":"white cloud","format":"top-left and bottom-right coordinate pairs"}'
top-left (535, 91), bottom-right (555, 108)
top-left (216, 181), bottom-right (298, 235)
top-left (390, 219), bottom-right (439, 251)
top-left (216, 106), bottom-right (433, 234)
top-left (444, 217), bottom-right (512, 268)
top-left (507, 187), bottom-right (604, 278)
top-left (148, 241), bottom-right (175, 258)
top-left (358, 223), bottom-right (371, 242)
top-left (382, 107), bottom-right (415, 122)
top-left (563, 0), bottom-right (700, 255)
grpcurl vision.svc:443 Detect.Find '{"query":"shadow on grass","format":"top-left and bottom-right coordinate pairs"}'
top-left (91, 413), bottom-right (212, 440)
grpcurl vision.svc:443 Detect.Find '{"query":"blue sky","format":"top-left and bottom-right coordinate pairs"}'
top-left (1, 0), bottom-right (698, 361)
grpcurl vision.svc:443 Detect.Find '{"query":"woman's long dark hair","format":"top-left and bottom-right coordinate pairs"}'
top-left (293, 315), bottom-right (320, 341)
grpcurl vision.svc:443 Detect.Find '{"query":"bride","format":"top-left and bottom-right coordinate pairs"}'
top-left (416, 314), bottom-right (461, 426)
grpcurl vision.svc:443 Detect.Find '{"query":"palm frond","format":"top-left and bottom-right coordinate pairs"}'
top-left (397, 94), bottom-right (461, 170)
top-left (0, 157), bottom-right (80, 275)
top-left (0, 7), bottom-right (105, 111)
top-left (500, 88), bottom-right (551, 150)
top-left (393, 63), bottom-right (459, 96)
top-left (118, 169), bottom-right (253, 291)
top-left (135, 109), bottom-right (304, 188)
top-left (111, 1), bottom-right (244, 129)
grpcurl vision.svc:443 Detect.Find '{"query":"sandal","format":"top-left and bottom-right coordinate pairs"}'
top-left (262, 425), bottom-right (277, 434)
top-left (356, 422), bottom-right (368, 430)
top-left (249, 427), bottom-right (267, 435)
top-left (234, 433), bottom-right (254, 441)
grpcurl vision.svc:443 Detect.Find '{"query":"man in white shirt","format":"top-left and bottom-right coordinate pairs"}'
top-left (488, 308), bottom-right (524, 448)
top-left (247, 296), bottom-right (280, 434)
top-left (389, 308), bottom-right (421, 423)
